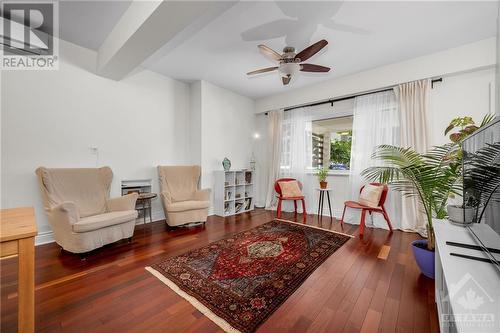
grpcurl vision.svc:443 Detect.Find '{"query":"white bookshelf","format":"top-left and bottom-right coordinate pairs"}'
top-left (214, 170), bottom-right (254, 217)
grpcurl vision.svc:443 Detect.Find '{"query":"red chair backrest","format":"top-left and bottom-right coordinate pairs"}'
top-left (359, 183), bottom-right (389, 207)
top-left (274, 178), bottom-right (303, 197)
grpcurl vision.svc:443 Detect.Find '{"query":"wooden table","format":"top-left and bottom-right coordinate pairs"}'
top-left (1, 207), bottom-right (38, 333)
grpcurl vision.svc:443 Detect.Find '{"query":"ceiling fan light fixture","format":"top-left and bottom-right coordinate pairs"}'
top-left (278, 62), bottom-right (299, 77)
top-left (247, 40), bottom-right (330, 86)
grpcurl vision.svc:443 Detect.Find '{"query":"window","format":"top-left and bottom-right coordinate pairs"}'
top-left (312, 116), bottom-right (353, 171)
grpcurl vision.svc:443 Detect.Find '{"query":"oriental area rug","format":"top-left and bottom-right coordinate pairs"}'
top-left (146, 219), bottom-right (352, 333)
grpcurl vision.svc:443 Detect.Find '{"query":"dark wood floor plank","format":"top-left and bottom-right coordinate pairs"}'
top-left (0, 209), bottom-right (438, 333)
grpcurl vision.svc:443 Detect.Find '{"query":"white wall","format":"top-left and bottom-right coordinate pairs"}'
top-left (188, 81), bottom-right (202, 165)
top-left (429, 68), bottom-right (495, 146)
top-left (1, 40), bottom-right (191, 243)
top-left (196, 81), bottom-right (256, 210)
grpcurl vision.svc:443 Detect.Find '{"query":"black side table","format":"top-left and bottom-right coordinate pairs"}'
top-left (317, 188), bottom-right (333, 221)
top-left (137, 193), bottom-right (157, 225)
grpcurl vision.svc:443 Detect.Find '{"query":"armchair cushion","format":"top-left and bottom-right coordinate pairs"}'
top-left (73, 210), bottom-right (138, 233)
top-left (278, 180), bottom-right (303, 198)
top-left (358, 184), bottom-right (383, 208)
top-left (158, 165), bottom-right (211, 226)
top-left (166, 200), bottom-right (210, 213)
top-left (36, 167), bottom-right (112, 218)
top-left (158, 166), bottom-right (201, 202)
top-left (107, 193), bottom-right (138, 212)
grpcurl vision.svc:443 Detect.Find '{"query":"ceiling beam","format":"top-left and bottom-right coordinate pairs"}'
top-left (97, 0), bottom-right (235, 80)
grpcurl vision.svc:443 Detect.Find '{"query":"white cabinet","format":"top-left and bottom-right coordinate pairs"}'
top-left (214, 170), bottom-right (254, 217)
top-left (434, 219), bottom-right (500, 333)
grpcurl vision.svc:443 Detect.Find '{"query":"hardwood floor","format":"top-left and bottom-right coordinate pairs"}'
top-left (0, 209), bottom-right (439, 333)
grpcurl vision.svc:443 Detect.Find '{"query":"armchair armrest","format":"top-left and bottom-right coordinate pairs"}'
top-left (48, 201), bottom-right (80, 226)
top-left (160, 191), bottom-right (172, 205)
top-left (194, 188), bottom-right (211, 201)
top-left (107, 193), bottom-right (138, 212)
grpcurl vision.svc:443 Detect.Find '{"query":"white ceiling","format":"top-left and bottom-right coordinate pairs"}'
top-left (55, 1), bottom-right (497, 99)
top-left (143, 1), bottom-right (497, 99)
top-left (59, 0), bottom-right (131, 51)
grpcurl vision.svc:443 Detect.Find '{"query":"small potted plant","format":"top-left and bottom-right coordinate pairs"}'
top-left (444, 115), bottom-right (494, 143)
top-left (316, 168), bottom-right (328, 189)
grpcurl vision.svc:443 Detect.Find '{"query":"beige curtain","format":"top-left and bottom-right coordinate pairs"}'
top-left (265, 109), bottom-right (284, 209)
top-left (394, 79), bottom-right (431, 234)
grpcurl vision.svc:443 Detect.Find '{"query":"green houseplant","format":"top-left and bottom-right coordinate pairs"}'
top-left (316, 168), bottom-right (329, 189)
top-left (443, 114), bottom-right (495, 223)
top-left (360, 115), bottom-right (496, 279)
top-left (445, 115), bottom-right (495, 143)
top-left (362, 144), bottom-right (461, 279)
top-left (362, 144), bottom-right (461, 251)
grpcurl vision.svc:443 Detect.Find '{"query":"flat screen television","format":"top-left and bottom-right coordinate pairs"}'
top-left (461, 118), bottom-right (500, 268)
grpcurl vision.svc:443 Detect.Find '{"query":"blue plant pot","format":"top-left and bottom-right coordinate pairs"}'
top-left (411, 240), bottom-right (435, 279)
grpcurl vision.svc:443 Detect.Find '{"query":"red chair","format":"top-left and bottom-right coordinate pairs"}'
top-left (340, 183), bottom-right (393, 236)
top-left (274, 178), bottom-right (307, 222)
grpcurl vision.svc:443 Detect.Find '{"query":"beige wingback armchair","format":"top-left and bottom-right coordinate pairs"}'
top-left (157, 165), bottom-right (211, 226)
top-left (36, 167), bottom-right (138, 253)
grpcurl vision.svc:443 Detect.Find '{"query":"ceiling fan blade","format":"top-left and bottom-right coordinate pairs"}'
top-left (295, 39), bottom-right (328, 62)
top-left (247, 67), bottom-right (278, 75)
top-left (258, 44), bottom-right (282, 61)
top-left (282, 76), bottom-right (291, 85)
top-left (300, 63), bottom-right (330, 73)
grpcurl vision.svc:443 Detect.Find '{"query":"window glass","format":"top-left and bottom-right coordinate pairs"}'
top-left (312, 116), bottom-right (353, 171)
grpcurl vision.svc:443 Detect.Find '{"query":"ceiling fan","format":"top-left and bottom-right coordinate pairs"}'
top-left (247, 39), bottom-right (330, 85)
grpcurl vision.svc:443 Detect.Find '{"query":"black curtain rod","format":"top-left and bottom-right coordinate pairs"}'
top-left (278, 78), bottom-right (443, 113)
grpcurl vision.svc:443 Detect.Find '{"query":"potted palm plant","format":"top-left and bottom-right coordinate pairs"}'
top-left (362, 144), bottom-right (461, 279)
top-left (316, 168), bottom-right (329, 189)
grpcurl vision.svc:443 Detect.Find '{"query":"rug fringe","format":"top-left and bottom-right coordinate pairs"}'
top-left (145, 267), bottom-right (241, 333)
top-left (275, 218), bottom-right (355, 238)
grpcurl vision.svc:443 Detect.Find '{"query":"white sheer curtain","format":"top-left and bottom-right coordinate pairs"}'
top-left (394, 79), bottom-right (430, 234)
top-left (346, 90), bottom-right (402, 229)
top-left (279, 107), bottom-right (314, 213)
top-left (265, 109), bottom-right (284, 209)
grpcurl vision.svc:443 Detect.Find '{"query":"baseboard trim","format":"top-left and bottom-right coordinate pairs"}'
top-left (35, 230), bottom-right (55, 246)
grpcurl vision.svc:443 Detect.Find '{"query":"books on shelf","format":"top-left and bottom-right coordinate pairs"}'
top-left (235, 201), bottom-right (244, 213)
top-left (244, 198), bottom-right (252, 211)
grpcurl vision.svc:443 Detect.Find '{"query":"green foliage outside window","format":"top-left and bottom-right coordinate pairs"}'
top-left (330, 130), bottom-right (352, 169)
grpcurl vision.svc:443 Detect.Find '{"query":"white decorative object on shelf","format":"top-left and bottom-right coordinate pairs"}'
top-left (214, 170), bottom-right (254, 217)
top-left (250, 152), bottom-right (256, 171)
